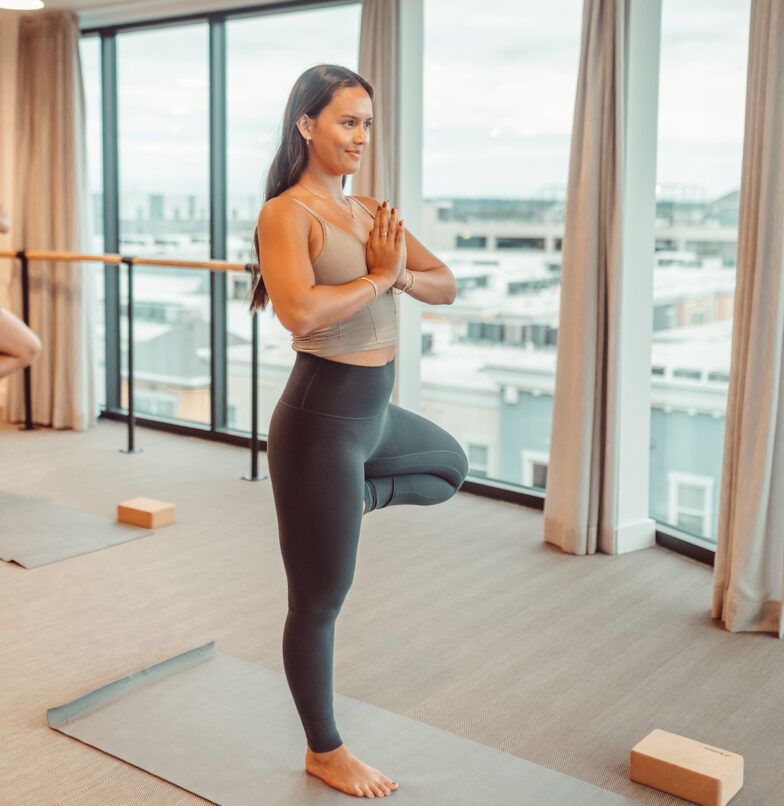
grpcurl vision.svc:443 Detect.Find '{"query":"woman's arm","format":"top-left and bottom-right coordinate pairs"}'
top-left (354, 196), bottom-right (457, 305)
top-left (258, 196), bottom-right (403, 337)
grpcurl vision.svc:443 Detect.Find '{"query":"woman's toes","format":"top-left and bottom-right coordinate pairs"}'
top-left (371, 783), bottom-right (385, 797)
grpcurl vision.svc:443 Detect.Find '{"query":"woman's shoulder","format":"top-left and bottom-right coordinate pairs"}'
top-left (259, 192), bottom-right (312, 220)
top-left (260, 191), bottom-right (301, 214)
top-left (257, 193), bottom-right (312, 235)
top-left (350, 195), bottom-right (380, 217)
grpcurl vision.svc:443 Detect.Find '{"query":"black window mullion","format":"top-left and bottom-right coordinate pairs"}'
top-left (209, 17), bottom-right (228, 432)
top-left (101, 32), bottom-right (121, 411)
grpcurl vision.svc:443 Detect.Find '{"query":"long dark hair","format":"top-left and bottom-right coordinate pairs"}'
top-left (249, 64), bottom-right (374, 312)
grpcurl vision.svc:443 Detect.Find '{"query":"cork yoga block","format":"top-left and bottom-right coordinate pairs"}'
top-left (630, 729), bottom-right (743, 806)
top-left (117, 498), bottom-right (177, 529)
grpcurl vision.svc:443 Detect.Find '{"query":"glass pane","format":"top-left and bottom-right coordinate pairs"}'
top-left (650, 0), bottom-right (750, 544)
top-left (423, 0), bottom-right (582, 485)
top-left (533, 463), bottom-right (548, 490)
top-left (79, 35), bottom-right (105, 410)
top-left (117, 24), bottom-right (211, 425)
top-left (226, 4), bottom-right (361, 435)
top-left (677, 512), bottom-right (705, 536)
top-left (677, 482), bottom-right (705, 510)
top-left (468, 443), bottom-right (488, 465)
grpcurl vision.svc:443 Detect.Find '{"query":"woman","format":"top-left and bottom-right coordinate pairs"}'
top-left (0, 204), bottom-right (41, 380)
top-left (252, 65), bottom-right (468, 799)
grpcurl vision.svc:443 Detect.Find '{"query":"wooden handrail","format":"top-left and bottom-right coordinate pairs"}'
top-left (0, 249), bottom-right (256, 273)
top-left (128, 256), bottom-right (251, 272)
top-left (25, 251), bottom-right (123, 263)
top-left (0, 249), bottom-right (122, 263)
top-left (2, 244), bottom-right (265, 471)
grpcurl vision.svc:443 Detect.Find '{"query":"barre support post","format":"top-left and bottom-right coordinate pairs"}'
top-left (18, 251), bottom-right (34, 431)
top-left (243, 308), bottom-right (265, 481)
top-left (121, 258), bottom-right (140, 454)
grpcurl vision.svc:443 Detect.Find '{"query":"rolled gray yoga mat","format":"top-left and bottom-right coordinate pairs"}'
top-left (48, 642), bottom-right (643, 805)
top-left (0, 490), bottom-right (153, 568)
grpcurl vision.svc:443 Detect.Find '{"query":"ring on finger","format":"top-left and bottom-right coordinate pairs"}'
top-left (381, 231), bottom-right (388, 236)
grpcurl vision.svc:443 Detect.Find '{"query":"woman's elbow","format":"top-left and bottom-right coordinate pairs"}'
top-left (272, 304), bottom-right (307, 338)
top-left (286, 317), bottom-right (309, 339)
top-left (290, 321), bottom-right (312, 339)
top-left (442, 272), bottom-right (458, 304)
top-left (287, 306), bottom-right (316, 339)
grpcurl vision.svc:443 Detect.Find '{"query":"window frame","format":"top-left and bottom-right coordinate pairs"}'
top-left (667, 471), bottom-right (714, 540)
top-left (520, 449), bottom-right (549, 490)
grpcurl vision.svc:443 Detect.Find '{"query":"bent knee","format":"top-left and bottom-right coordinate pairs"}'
top-left (456, 445), bottom-right (469, 484)
top-left (445, 443), bottom-right (469, 490)
top-left (22, 332), bottom-right (42, 364)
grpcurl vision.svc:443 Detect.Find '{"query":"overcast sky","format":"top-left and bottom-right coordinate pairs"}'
top-left (80, 0), bottom-right (751, 203)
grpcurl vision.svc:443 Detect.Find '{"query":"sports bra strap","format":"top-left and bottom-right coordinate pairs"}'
top-left (348, 196), bottom-right (376, 220)
top-left (289, 197), bottom-right (325, 222)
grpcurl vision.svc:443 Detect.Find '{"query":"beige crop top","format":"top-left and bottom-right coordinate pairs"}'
top-left (288, 196), bottom-right (397, 357)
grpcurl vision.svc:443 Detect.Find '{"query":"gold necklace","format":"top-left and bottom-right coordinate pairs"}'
top-left (298, 181), bottom-right (356, 219)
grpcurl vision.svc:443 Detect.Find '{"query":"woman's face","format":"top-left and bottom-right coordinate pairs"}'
top-left (303, 85), bottom-right (373, 176)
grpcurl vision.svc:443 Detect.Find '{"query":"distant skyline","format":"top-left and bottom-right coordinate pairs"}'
top-left (80, 0), bottom-right (750, 203)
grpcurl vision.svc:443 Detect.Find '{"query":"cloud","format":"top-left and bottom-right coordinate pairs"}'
top-left (81, 0), bottom-right (750, 200)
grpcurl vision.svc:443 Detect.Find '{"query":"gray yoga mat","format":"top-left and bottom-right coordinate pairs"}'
top-left (48, 642), bottom-right (643, 806)
top-left (0, 491), bottom-right (152, 568)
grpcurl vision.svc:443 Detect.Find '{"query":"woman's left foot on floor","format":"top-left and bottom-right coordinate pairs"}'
top-left (306, 744), bottom-right (398, 798)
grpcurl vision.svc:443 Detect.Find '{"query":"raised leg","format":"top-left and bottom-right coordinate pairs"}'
top-left (363, 403), bottom-right (469, 513)
top-left (0, 308), bottom-right (41, 380)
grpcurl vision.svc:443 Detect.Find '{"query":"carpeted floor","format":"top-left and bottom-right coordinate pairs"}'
top-left (1, 418), bottom-right (781, 805)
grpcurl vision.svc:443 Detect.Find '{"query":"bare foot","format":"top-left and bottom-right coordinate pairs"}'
top-left (306, 744), bottom-right (398, 798)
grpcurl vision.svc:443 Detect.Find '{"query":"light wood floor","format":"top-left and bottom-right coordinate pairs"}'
top-left (1, 418), bottom-right (783, 805)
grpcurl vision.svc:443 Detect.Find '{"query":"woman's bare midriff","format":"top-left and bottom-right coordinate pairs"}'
top-left (319, 346), bottom-right (395, 366)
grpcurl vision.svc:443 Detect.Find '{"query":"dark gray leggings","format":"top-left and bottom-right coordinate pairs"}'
top-left (267, 351), bottom-right (469, 752)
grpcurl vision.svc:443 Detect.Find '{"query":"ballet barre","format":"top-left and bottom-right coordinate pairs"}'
top-left (0, 249), bottom-right (264, 482)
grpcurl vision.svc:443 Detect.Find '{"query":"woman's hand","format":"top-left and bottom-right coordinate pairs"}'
top-left (365, 202), bottom-right (406, 291)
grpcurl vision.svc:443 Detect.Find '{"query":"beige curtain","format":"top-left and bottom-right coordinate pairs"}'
top-left (712, 0), bottom-right (784, 637)
top-left (542, 0), bottom-right (625, 555)
top-left (0, 12), bottom-right (21, 415)
top-left (353, 0), bottom-right (400, 205)
top-left (6, 10), bottom-right (96, 430)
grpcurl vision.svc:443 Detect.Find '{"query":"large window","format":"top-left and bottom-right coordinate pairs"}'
top-left (225, 4), bottom-right (360, 434)
top-left (83, 0), bottom-right (752, 560)
top-left (650, 0), bottom-right (750, 544)
top-left (117, 24), bottom-right (211, 425)
top-left (422, 0), bottom-right (582, 487)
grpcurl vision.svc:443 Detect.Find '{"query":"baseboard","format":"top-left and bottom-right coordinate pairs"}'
top-left (615, 518), bottom-right (657, 554)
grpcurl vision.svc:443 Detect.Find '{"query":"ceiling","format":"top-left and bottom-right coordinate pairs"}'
top-left (48, 0), bottom-right (133, 8)
top-left (41, 0), bottom-right (289, 28)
